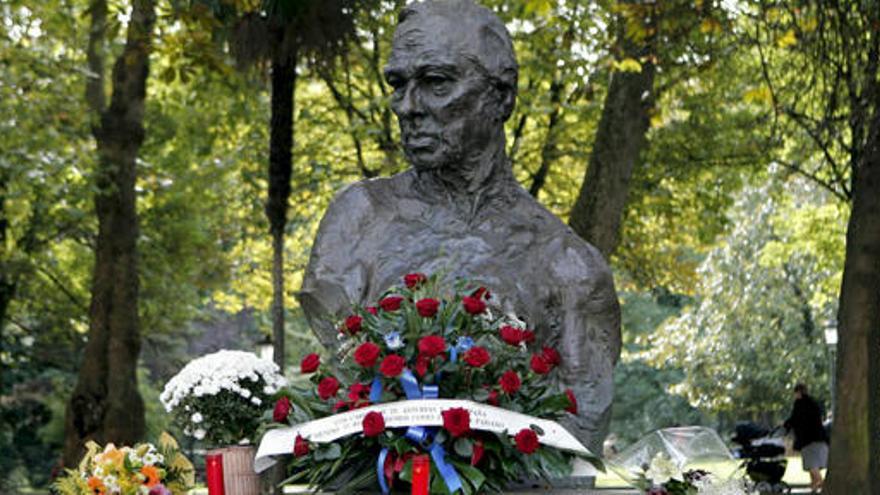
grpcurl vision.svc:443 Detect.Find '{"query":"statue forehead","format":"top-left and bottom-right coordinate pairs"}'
top-left (387, 11), bottom-right (492, 70)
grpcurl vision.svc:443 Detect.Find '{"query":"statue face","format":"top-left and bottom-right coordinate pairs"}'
top-left (385, 28), bottom-right (502, 172)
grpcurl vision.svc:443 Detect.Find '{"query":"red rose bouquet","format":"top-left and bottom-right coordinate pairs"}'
top-left (258, 273), bottom-right (602, 493)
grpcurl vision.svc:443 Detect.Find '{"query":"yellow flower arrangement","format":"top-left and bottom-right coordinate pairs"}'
top-left (54, 433), bottom-right (193, 495)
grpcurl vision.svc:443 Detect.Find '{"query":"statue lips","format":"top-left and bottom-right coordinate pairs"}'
top-left (404, 133), bottom-right (438, 151)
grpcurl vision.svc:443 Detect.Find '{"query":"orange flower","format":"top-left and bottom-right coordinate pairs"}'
top-left (140, 465), bottom-right (161, 487)
top-left (87, 476), bottom-right (105, 494)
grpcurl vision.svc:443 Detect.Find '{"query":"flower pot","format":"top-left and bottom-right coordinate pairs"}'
top-left (209, 445), bottom-right (260, 495)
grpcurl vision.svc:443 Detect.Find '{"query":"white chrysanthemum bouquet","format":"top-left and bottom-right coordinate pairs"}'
top-left (160, 350), bottom-right (286, 446)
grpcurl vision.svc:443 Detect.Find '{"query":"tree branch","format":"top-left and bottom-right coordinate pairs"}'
top-left (36, 265), bottom-right (87, 312)
top-left (85, 0), bottom-right (107, 117)
top-left (776, 159), bottom-right (849, 202)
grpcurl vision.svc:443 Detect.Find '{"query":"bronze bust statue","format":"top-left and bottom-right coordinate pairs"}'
top-left (300, 0), bottom-right (621, 454)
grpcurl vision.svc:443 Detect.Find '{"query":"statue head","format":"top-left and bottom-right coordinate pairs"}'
top-left (385, 0), bottom-right (518, 174)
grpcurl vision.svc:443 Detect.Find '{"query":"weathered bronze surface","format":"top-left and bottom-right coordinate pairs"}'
top-left (300, 0), bottom-right (621, 454)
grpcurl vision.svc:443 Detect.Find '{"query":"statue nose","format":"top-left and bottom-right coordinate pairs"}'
top-left (396, 83), bottom-right (424, 118)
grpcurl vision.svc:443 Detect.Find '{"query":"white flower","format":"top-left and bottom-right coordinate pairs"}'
top-left (160, 350), bottom-right (287, 411)
top-left (251, 397), bottom-right (262, 406)
top-left (194, 428), bottom-right (206, 440)
top-left (191, 412), bottom-right (203, 424)
top-left (645, 453), bottom-right (680, 483)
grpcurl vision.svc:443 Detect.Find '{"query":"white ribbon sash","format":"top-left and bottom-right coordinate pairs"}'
top-left (254, 399), bottom-right (595, 473)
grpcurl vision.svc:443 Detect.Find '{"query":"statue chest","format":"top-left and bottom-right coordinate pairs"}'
top-left (351, 210), bottom-right (553, 319)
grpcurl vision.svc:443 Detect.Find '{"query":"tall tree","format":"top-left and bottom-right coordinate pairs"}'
top-left (63, 0), bottom-right (156, 466)
top-left (832, 95), bottom-right (880, 494)
top-left (568, 1), bottom-right (725, 258)
top-left (224, 0), bottom-right (364, 369)
top-left (569, 0), bottom-right (656, 257)
top-left (740, 2), bottom-right (879, 490)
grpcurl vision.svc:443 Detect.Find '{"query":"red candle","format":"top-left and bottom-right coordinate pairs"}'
top-left (205, 452), bottom-right (225, 495)
top-left (411, 454), bottom-right (430, 495)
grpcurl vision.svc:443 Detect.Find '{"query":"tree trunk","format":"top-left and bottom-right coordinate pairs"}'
top-left (824, 99), bottom-right (880, 494)
top-left (63, 0), bottom-right (155, 467)
top-left (0, 188), bottom-right (13, 392)
top-left (568, 4), bottom-right (655, 258)
top-left (529, 79), bottom-right (563, 198)
top-left (0, 176), bottom-right (12, 333)
top-left (266, 50), bottom-right (297, 369)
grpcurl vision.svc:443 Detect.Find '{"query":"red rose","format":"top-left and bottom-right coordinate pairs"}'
top-left (333, 400), bottom-right (348, 412)
top-left (366, 306), bottom-right (378, 315)
top-left (462, 296), bottom-right (486, 315)
top-left (487, 389), bottom-right (499, 406)
top-left (471, 440), bottom-right (484, 466)
top-left (354, 342), bottom-right (382, 368)
top-left (541, 347), bottom-right (561, 366)
top-left (317, 376), bottom-right (340, 400)
top-left (293, 435), bottom-right (309, 457)
top-left (418, 335), bottom-right (446, 358)
top-left (565, 389), bottom-right (578, 414)
top-left (344, 315), bottom-right (363, 334)
top-left (300, 353), bottom-right (320, 373)
top-left (499, 370), bottom-right (521, 394)
top-left (414, 354), bottom-right (430, 377)
top-left (415, 298), bottom-right (440, 317)
top-left (522, 330), bottom-right (535, 343)
top-left (471, 286), bottom-right (490, 300)
top-left (379, 354), bottom-right (406, 377)
top-left (499, 325), bottom-right (524, 345)
top-left (463, 346), bottom-right (490, 368)
top-left (530, 354), bottom-right (552, 375)
top-left (379, 296), bottom-right (404, 312)
top-left (362, 411), bottom-right (386, 437)
top-left (348, 382), bottom-right (370, 401)
top-left (273, 396), bottom-right (291, 423)
top-left (514, 428), bottom-right (540, 454)
top-left (442, 407), bottom-right (471, 437)
top-left (404, 272), bottom-right (428, 288)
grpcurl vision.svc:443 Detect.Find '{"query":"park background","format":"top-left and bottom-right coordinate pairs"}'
top-left (2, 0), bottom-right (878, 492)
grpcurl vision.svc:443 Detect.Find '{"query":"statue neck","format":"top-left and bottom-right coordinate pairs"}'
top-left (413, 138), bottom-right (517, 220)
top-left (418, 133), bottom-right (512, 189)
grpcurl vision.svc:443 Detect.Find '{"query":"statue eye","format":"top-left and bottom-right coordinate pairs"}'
top-left (386, 76), bottom-right (406, 92)
top-left (422, 75), bottom-right (451, 94)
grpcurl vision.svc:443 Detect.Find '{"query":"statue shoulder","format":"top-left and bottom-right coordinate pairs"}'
top-left (323, 172), bottom-right (415, 220)
top-left (541, 222), bottom-right (617, 306)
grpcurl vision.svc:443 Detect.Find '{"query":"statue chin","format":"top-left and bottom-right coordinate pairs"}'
top-left (405, 148), bottom-right (449, 172)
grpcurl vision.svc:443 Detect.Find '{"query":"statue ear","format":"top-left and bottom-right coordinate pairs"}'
top-left (493, 81), bottom-right (516, 123)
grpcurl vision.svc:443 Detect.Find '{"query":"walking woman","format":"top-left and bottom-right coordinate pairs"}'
top-left (784, 383), bottom-right (829, 493)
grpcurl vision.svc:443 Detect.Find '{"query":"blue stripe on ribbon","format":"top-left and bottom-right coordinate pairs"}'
top-left (377, 447), bottom-right (390, 494)
top-left (369, 376), bottom-right (383, 403)
top-left (400, 369), bottom-right (422, 399)
top-left (422, 384), bottom-right (439, 399)
top-left (430, 442), bottom-right (463, 493)
top-left (405, 425), bottom-right (429, 444)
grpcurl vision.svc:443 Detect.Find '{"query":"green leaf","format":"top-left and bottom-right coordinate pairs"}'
top-left (450, 461), bottom-right (486, 493)
top-left (471, 388), bottom-right (490, 402)
top-left (314, 442), bottom-right (342, 461)
top-left (453, 437), bottom-right (474, 457)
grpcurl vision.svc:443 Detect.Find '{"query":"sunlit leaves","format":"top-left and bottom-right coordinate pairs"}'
top-left (645, 182), bottom-right (836, 416)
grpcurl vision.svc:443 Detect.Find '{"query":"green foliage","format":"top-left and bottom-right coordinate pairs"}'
top-left (646, 181), bottom-right (837, 417)
top-left (609, 290), bottom-right (704, 446)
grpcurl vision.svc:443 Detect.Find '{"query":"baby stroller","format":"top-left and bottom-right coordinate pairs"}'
top-left (732, 422), bottom-right (791, 494)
